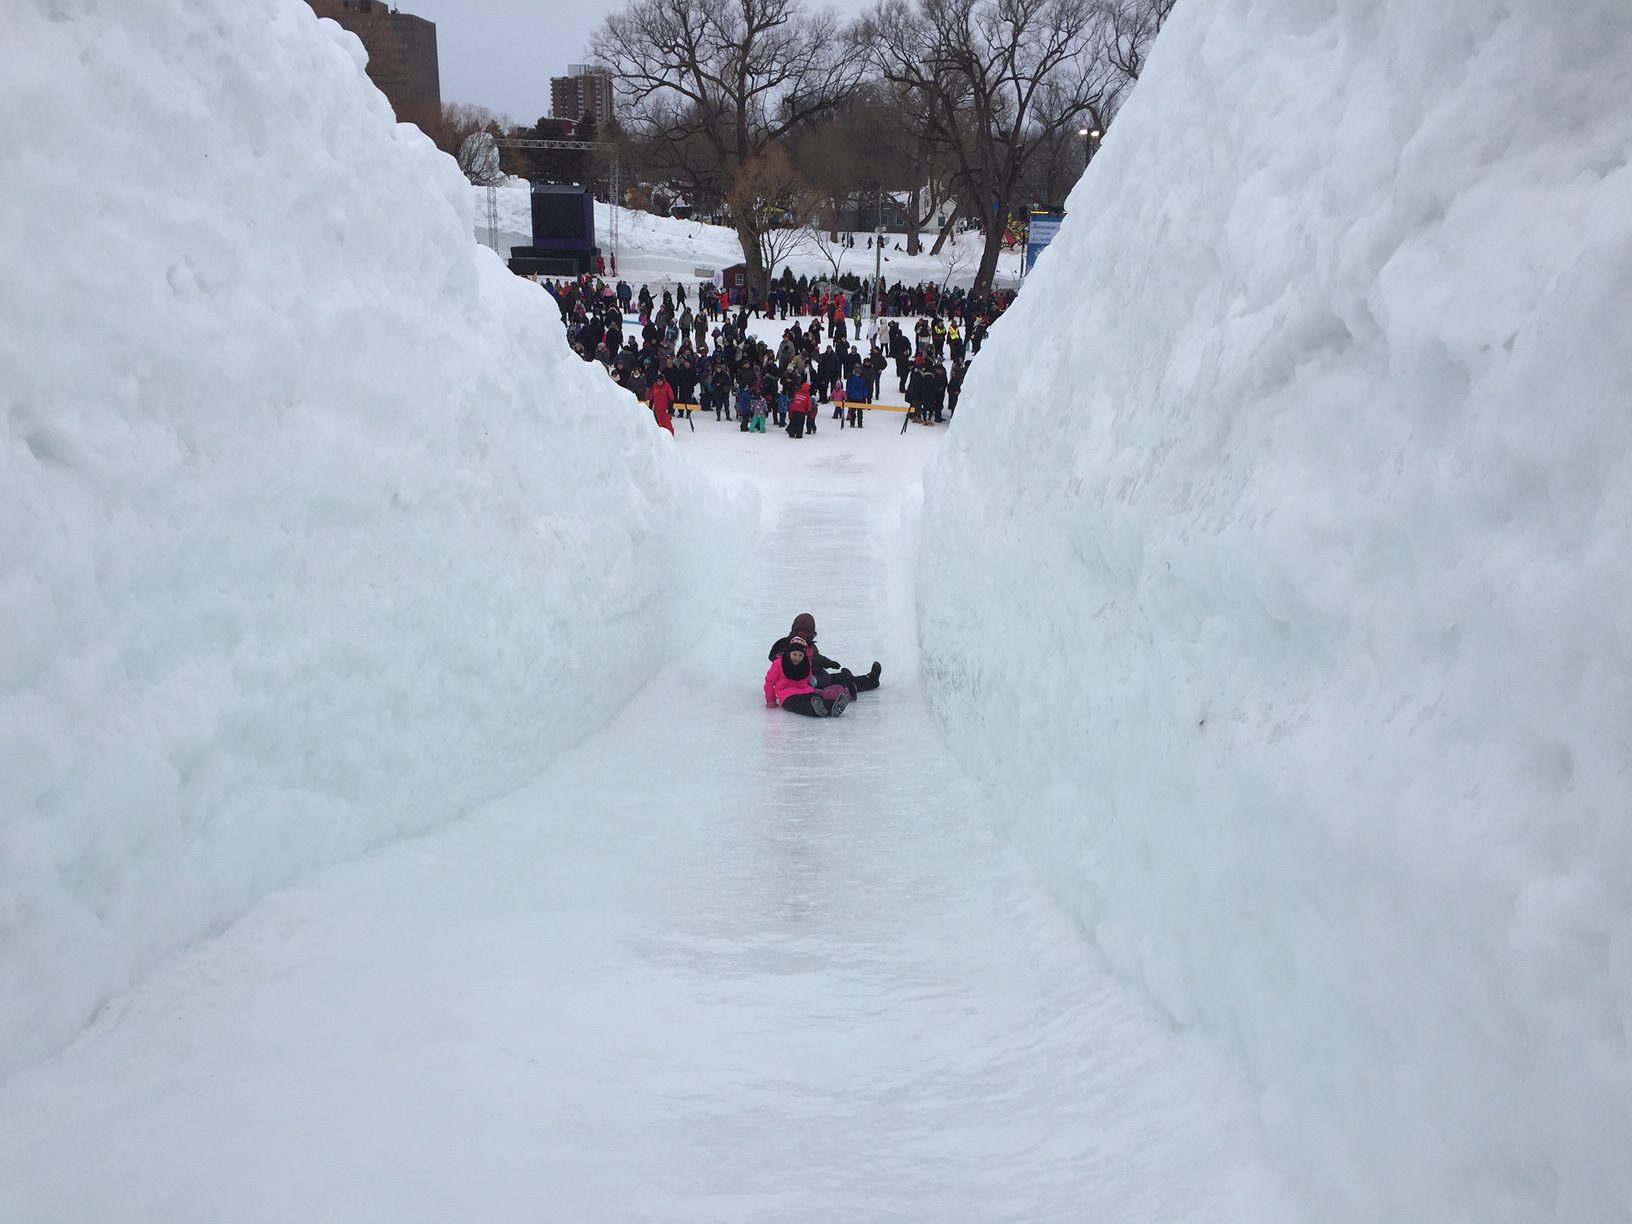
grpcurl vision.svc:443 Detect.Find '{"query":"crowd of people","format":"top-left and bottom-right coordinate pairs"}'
top-left (542, 271), bottom-right (1015, 436)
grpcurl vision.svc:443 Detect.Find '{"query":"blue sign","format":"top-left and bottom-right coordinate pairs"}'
top-left (1024, 210), bottom-right (1065, 274)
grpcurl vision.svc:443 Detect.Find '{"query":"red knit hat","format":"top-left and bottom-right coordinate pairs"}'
top-left (790, 613), bottom-right (817, 640)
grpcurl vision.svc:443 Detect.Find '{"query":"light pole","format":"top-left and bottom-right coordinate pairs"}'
top-left (1078, 125), bottom-right (1102, 168)
top-left (873, 187), bottom-right (884, 324)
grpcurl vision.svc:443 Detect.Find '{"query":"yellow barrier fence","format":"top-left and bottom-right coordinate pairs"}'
top-left (671, 401), bottom-right (915, 414)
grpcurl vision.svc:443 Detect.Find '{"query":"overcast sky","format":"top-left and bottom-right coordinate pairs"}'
top-left (399, 0), bottom-right (873, 124)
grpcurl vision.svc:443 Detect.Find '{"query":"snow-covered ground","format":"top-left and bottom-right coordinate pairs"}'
top-left (3, 0), bottom-right (1630, 1220)
top-left (477, 179), bottom-right (1024, 293)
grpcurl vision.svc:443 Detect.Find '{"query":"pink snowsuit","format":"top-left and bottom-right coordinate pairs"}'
top-left (764, 657), bottom-right (851, 709)
top-left (764, 656), bottom-right (815, 707)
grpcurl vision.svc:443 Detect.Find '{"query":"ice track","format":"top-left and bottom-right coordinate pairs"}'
top-left (0, 424), bottom-right (1299, 1222)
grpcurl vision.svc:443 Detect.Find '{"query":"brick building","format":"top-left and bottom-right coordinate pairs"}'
top-left (304, 0), bottom-right (441, 135)
top-left (550, 65), bottom-right (614, 128)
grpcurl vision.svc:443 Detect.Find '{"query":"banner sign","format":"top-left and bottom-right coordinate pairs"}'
top-left (1024, 210), bottom-right (1065, 274)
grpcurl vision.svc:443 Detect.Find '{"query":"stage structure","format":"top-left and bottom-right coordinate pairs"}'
top-left (507, 184), bottom-right (595, 276)
top-left (490, 138), bottom-right (620, 272)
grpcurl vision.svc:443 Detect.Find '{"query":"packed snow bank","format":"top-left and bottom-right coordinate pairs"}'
top-left (919, 1), bottom-right (1632, 1220)
top-left (0, 0), bottom-right (746, 1081)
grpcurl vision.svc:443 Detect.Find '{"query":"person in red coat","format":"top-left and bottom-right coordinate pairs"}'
top-left (648, 372), bottom-right (676, 435)
top-left (786, 380), bottom-right (813, 438)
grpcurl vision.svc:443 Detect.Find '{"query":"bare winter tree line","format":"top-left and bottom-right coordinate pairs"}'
top-left (432, 0), bottom-right (1175, 296)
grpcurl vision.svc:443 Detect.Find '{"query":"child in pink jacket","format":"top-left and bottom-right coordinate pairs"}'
top-left (763, 636), bottom-right (850, 718)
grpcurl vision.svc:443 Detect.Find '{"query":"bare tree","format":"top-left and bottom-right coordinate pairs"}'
top-left (934, 231), bottom-right (973, 291)
top-left (855, 0), bottom-right (1119, 292)
top-left (725, 145), bottom-right (818, 288)
top-left (793, 120), bottom-right (860, 240)
top-left (1098, 0), bottom-right (1176, 84)
top-left (808, 210), bottom-right (850, 279)
top-left (870, 80), bottom-right (957, 255)
top-left (432, 101), bottom-right (506, 159)
top-left (622, 116), bottom-right (730, 219)
top-left (927, 195), bottom-right (965, 254)
top-left (591, 0), bottom-right (866, 295)
top-left (498, 114), bottom-right (599, 186)
top-left (457, 131), bottom-right (505, 186)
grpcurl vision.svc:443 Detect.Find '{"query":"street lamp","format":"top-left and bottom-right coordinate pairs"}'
top-left (873, 187), bottom-right (885, 322)
top-left (1078, 125), bottom-right (1102, 168)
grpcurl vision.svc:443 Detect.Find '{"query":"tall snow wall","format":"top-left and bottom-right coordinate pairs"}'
top-left (918, 1), bottom-right (1632, 1220)
top-left (0, 0), bottom-right (748, 1081)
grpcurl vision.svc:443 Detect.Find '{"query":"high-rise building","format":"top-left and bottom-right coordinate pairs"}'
top-left (550, 66), bottom-right (614, 129)
top-left (304, 0), bottom-right (441, 135)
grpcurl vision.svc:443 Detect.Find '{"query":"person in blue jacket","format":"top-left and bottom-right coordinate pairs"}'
top-left (844, 370), bottom-right (870, 428)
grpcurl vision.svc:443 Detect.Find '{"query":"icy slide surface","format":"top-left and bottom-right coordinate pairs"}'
top-left (0, 430), bottom-right (1300, 1222)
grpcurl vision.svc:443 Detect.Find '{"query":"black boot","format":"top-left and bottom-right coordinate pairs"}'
top-left (854, 661), bottom-right (881, 692)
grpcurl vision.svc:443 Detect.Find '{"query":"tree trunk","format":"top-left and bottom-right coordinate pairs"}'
top-left (928, 201), bottom-right (962, 255)
top-left (735, 218), bottom-right (769, 299)
top-left (905, 184), bottom-right (922, 256)
top-left (972, 192), bottom-right (1008, 295)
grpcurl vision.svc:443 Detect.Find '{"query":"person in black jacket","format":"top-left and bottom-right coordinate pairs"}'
top-left (947, 361), bottom-right (966, 418)
top-left (671, 352), bottom-right (697, 421)
top-left (905, 356), bottom-right (931, 424)
top-left (889, 323), bottom-right (912, 392)
top-left (767, 613), bottom-right (881, 697)
top-left (866, 346), bottom-right (887, 401)
top-left (927, 363), bottom-right (948, 423)
top-left (816, 345), bottom-right (841, 403)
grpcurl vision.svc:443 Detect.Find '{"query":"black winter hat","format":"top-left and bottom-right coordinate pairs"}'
top-left (781, 636), bottom-right (812, 680)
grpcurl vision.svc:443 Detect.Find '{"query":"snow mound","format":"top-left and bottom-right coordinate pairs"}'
top-left (918, 1), bottom-right (1632, 1220)
top-left (0, 0), bottom-right (747, 1080)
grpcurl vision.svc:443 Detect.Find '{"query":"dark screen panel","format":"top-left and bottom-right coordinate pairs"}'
top-left (532, 192), bottom-right (588, 242)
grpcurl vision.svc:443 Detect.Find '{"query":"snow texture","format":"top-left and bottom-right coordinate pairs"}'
top-left (0, 0), bottom-right (748, 1080)
top-left (0, 423), bottom-right (1304, 1224)
top-left (918, 2), bottom-right (1632, 1220)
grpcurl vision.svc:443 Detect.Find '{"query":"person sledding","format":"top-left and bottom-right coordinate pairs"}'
top-left (764, 636), bottom-right (851, 718)
top-left (766, 612), bottom-right (881, 697)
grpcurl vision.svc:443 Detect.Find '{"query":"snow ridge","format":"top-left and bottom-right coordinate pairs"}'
top-left (0, 0), bottom-right (747, 1080)
top-left (918, 1), bottom-right (1632, 1219)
